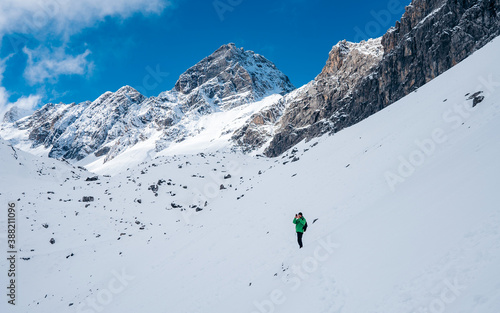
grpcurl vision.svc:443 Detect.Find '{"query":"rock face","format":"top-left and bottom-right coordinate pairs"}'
top-left (242, 0), bottom-right (500, 157)
top-left (231, 94), bottom-right (288, 152)
top-left (49, 86), bottom-right (146, 160)
top-left (3, 44), bottom-right (294, 162)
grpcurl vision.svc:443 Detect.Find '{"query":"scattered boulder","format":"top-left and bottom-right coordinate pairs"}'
top-left (85, 176), bottom-right (99, 182)
top-left (171, 202), bottom-right (182, 209)
top-left (50, 238), bottom-right (55, 244)
top-left (468, 91), bottom-right (485, 107)
top-left (148, 185), bottom-right (159, 193)
top-left (82, 196), bottom-right (94, 202)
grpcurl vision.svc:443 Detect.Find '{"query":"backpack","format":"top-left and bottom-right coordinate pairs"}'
top-left (303, 221), bottom-right (308, 232)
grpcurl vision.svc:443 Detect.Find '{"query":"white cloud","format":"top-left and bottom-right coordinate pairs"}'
top-left (0, 0), bottom-right (170, 40)
top-left (23, 46), bottom-right (93, 85)
top-left (0, 54), bottom-right (11, 82)
top-left (0, 86), bottom-right (9, 108)
top-left (0, 56), bottom-right (12, 109)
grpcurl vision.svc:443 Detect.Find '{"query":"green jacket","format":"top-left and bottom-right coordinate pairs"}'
top-left (293, 217), bottom-right (306, 233)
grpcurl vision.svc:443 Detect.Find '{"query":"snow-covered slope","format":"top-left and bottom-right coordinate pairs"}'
top-left (84, 93), bottom-right (284, 174)
top-left (1, 36), bottom-right (500, 313)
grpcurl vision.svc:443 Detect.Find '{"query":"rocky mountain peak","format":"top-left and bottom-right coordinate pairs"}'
top-left (116, 85), bottom-right (140, 94)
top-left (173, 43), bottom-right (294, 110)
top-left (173, 43), bottom-right (246, 95)
top-left (113, 85), bottom-right (145, 104)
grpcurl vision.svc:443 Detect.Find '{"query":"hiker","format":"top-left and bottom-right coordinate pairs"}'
top-left (293, 212), bottom-right (307, 248)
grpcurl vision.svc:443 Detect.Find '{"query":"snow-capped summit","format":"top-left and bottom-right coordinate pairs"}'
top-left (173, 43), bottom-right (294, 111)
top-left (115, 85), bottom-right (146, 102)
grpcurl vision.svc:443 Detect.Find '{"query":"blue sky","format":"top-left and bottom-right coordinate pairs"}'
top-left (0, 0), bottom-right (407, 114)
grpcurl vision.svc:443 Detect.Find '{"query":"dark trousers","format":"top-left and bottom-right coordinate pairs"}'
top-left (297, 232), bottom-right (303, 248)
